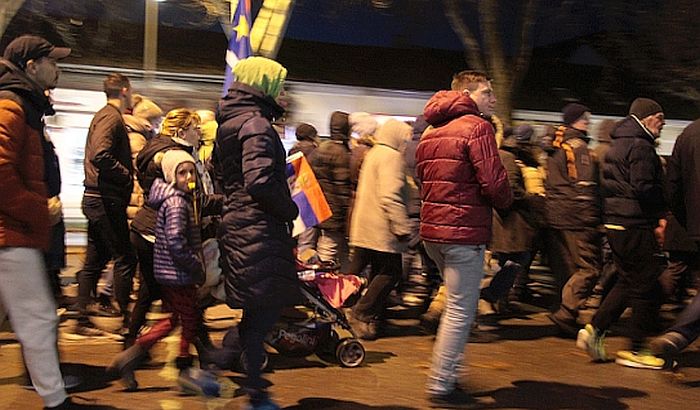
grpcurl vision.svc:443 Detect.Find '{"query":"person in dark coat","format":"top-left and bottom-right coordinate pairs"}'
top-left (212, 57), bottom-right (300, 410)
top-left (544, 103), bottom-right (604, 337)
top-left (75, 73), bottom-right (137, 334)
top-left (287, 122), bottom-right (318, 158)
top-left (585, 119), bottom-right (619, 309)
top-left (577, 98), bottom-right (667, 369)
top-left (309, 111), bottom-right (352, 270)
top-left (650, 117), bottom-right (700, 364)
top-left (288, 122), bottom-right (319, 253)
top-left (482, 125), bottom-right (539, 312)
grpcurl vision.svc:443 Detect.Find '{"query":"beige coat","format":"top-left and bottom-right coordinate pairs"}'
top-left (349, 119), bottom-right (413, 254)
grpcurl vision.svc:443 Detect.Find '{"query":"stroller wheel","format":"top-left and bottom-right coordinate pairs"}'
top-left (239, 350), bottom-right (269, 373)
top-left (335, 338), bottom-right (365, 368)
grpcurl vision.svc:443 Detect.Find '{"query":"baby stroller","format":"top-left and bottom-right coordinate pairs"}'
top-left (264, 251), bottom-right (367, 368)
top-left (198, 247), bottom-right (367, 370)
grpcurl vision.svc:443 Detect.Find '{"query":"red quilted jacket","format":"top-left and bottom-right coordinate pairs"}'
top-left (416, 90), bottom-right (512, 244)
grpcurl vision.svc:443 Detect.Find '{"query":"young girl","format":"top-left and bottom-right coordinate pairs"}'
top-left (109, 150), bottom-right (204, 391)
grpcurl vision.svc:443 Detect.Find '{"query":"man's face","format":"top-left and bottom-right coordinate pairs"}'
top-left (26, 57), bottom-right (60, 90)
top-left (466, 81), bottom-right (497, 117)
top-left (642, 112), bottom-right (665, 138)
top-left (122, 87), bottom-right (134, 111)
top-left (571, 112), bottom-right (591, 132)
top-left (178, 122), bottom-right (202, 148)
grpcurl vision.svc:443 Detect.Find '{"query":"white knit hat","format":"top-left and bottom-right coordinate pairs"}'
top-left (161, 150), bottom-right (196, 184)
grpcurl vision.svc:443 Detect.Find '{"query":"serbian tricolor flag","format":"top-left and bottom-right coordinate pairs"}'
top-left (286, 152), bottom-right (332, 237)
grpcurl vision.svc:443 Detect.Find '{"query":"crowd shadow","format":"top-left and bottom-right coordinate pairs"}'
top-left (283, 397), bottom-right (418, 409)
top-left (63, 363), bottom-right (113, 393)
top-left (474, 380), bottom-right (647, 409)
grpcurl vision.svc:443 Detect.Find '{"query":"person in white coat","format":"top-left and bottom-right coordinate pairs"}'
top-left (347, 119), bottom-right (413, 340)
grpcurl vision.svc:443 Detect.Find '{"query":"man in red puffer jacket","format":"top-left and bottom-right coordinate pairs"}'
top-left (416, 70), bottom-right (512, 407)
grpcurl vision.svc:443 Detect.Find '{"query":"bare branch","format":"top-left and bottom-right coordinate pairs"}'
top-left (443, 0), bottom-right (485, 71)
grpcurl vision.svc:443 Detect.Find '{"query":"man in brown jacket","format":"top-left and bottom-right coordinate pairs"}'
top-left (0, 35), bottom-right (74, 409)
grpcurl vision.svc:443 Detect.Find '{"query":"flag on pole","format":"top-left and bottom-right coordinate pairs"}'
top-left (223, 0), bottom-right (252, 96)
top-left (286, 152), bottom-right (333, 237)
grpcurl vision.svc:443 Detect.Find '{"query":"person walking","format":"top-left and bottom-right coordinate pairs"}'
top-left (649, 117), bottom-right (700, 365)
top-left (577, 98), bottom-right (667, 369)
top-left (416, 70), bottom-right (512, 407)
top-left (109, 150), bottom-right (205, 391)
top-left (0, 34), bottom-right (76, 410)
top-left (75, 73), bottom-right (137, 335)
top-left (212, 56), bottom-right (302, 410)
top-left (347, 119), bottom-right (413, 340)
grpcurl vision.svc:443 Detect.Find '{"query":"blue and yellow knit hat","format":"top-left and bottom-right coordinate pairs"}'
top-left (233, 56), bottom-right (288, 99)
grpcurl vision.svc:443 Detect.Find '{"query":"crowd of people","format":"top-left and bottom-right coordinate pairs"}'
top-left (1, 34), bottom-right (699, 410)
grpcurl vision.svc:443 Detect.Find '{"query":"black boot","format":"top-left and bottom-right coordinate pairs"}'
top-left (107, 344), bottom-right (147, 391)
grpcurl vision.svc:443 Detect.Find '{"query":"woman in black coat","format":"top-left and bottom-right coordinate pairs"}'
top-left (212, 57), bottom-right (300, 410)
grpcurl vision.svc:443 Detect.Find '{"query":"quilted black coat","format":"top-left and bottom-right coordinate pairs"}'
top-left (213, 82), bottom-right (301, 309)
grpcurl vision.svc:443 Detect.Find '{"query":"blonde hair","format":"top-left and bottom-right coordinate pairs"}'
top-left (132, 95), bottom-right (163, 122)
top-left (160, 108), bottom-right (201, 139)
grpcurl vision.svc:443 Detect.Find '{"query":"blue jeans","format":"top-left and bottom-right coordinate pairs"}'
top-left (424, 242), bottom-right (485, 395)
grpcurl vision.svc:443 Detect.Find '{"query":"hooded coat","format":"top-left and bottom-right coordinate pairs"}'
top-left (0, 59), bottom-right (51, 250)
top-left (349, 119), bottom-right (413, 254)
top-left (149, 178), bottom-right (203, 286)
top-left (602, 116), bottom-right (665, 228)
top-left (214, 82), bottom-right (300, 309)
top-left (416, 90), bottom-right (512, 245)
top-left (309, 111), bottom-right (352, 232)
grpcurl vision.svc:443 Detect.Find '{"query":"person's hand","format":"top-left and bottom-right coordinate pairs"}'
top-left (654, 218), bottom-right (667, 248)
top-left (47, 196), bottom-right (63, 226)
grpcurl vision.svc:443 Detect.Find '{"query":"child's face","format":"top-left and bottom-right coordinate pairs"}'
top-left (175, 162), bottom-right (196, 192)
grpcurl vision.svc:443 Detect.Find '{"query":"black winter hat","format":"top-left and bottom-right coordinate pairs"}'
top-left (295, 123), bottom-right (318, 141)
top-left (562, 103), bottom-right (590, 126)
top-left (629, 98), bottom-right (663, 120)
top-left (512, 124), bottom-right (535, 144)
top-left (3, 35), bottom-right (70, 70)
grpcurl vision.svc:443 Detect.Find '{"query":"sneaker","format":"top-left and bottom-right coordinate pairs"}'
top-left (615, 350), bottom-right (666, 370)
top-left (650, 331), bottom-right (688, 360)
top-left (428, 386), bottom-right (479, 408)
top-left (576, 324), bottom-right (609, 362)
top-left (478, 298), bottom-right (497, 316)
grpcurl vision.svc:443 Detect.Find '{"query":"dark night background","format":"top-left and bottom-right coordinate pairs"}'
top-left (2, 0), bottom-right (698, 119)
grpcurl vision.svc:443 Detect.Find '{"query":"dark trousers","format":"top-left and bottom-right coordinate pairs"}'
top-left (658, 250), bottom-right (699, 300)
top-left (238, 306), bottom-right (280, 404)
top-left (592, 228), bottom-right (663, 348)
top-left (128, 231), bottom-right (159, 340)
top-left (667, 243), bottom-right (700, 343)
top-left (348, 247), bottom-right (402, 322)
top-left (136, 285), bottom-right (199, 357)
top-left (482, 252), bottom-right (531, 302)
top-left (548, 229), bottom-right (602, 316)
top-left (77, 195), bottom-right (136, 317)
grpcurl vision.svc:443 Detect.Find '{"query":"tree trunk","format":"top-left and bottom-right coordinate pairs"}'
top-left (0, 0), bottom-right (26, 41)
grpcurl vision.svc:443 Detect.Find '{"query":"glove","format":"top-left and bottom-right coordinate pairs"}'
top-left (47, 196), bottom-right (63, 226)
